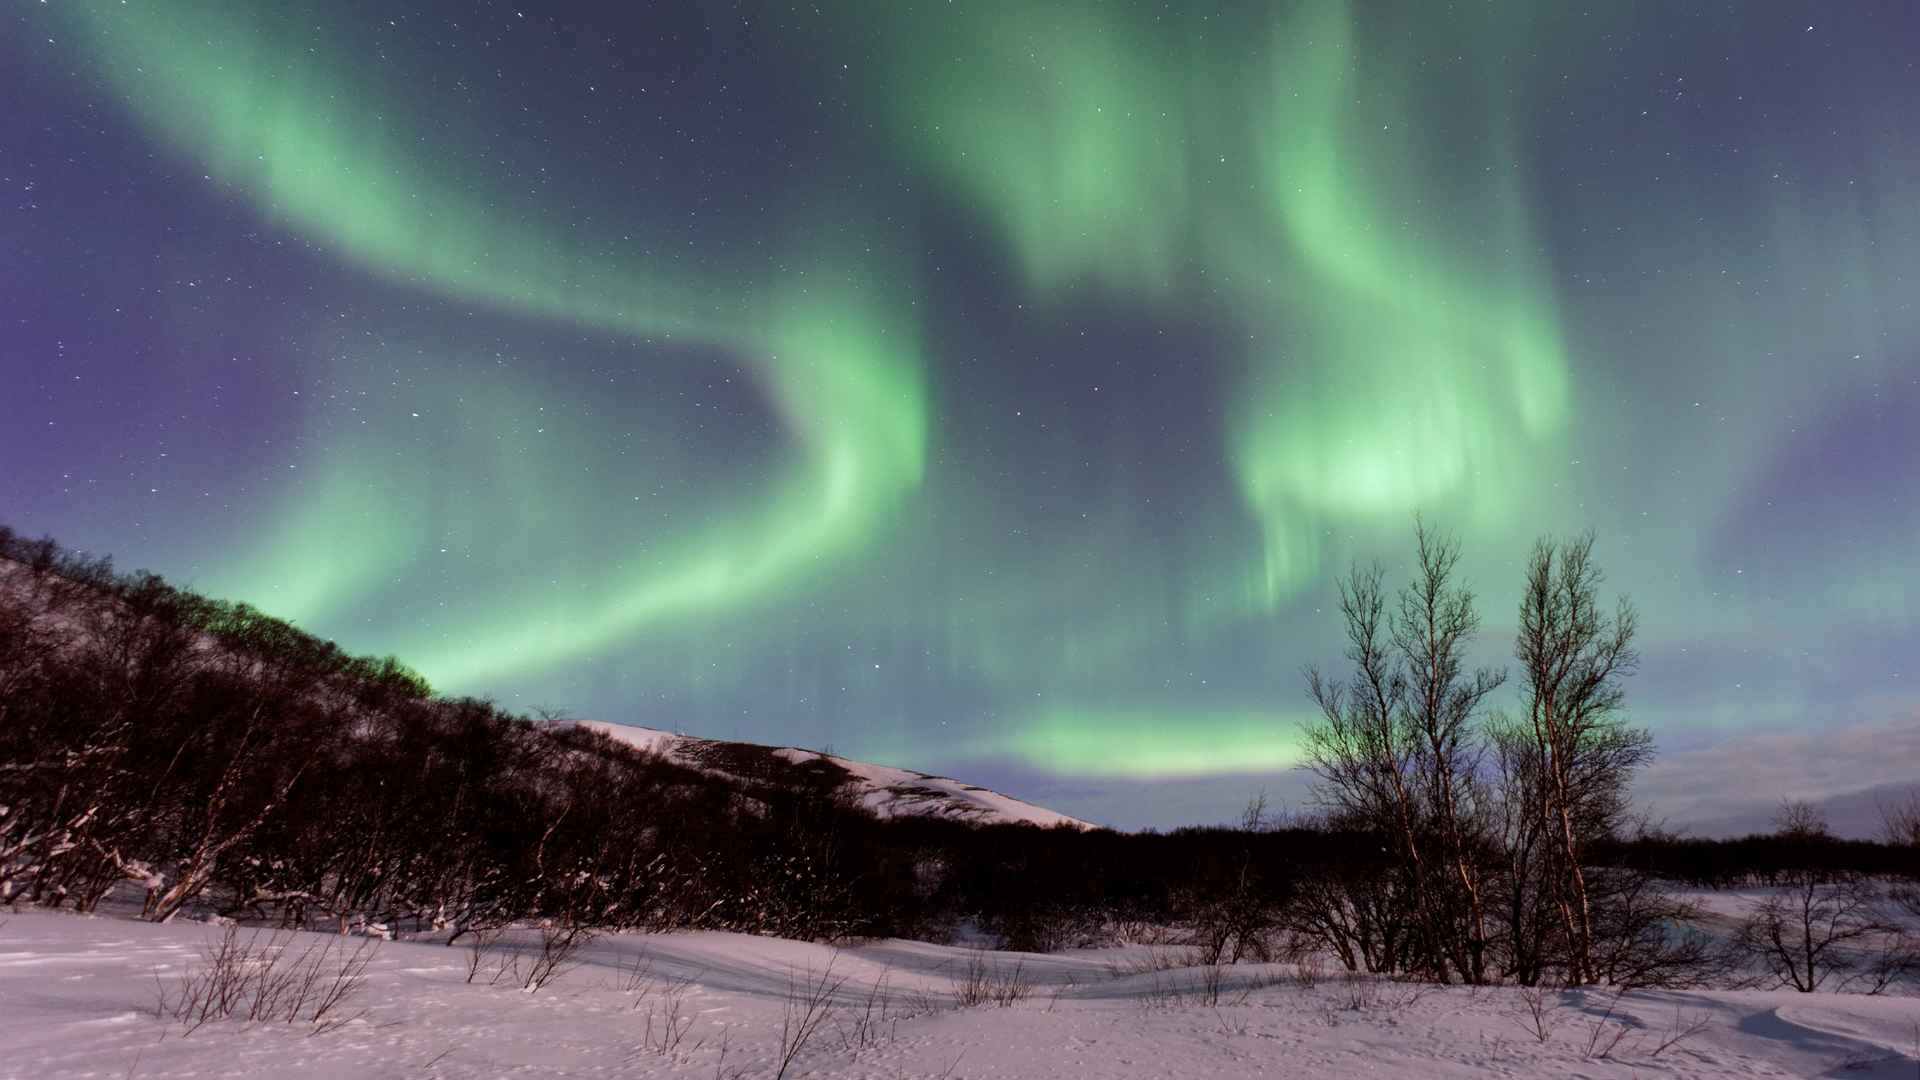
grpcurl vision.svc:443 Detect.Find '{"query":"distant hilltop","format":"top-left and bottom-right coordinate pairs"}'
top-left (572, 720), bottom-right (1092, 831)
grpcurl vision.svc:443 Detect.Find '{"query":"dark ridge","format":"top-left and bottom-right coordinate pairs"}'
top-left (677, 738), bottom-right (857, 793)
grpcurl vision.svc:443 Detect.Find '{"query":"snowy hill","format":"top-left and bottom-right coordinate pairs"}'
top-left (572, 719), bottom-right (1092, 830)
top-left (0, 550), bottom-right (1087, 832)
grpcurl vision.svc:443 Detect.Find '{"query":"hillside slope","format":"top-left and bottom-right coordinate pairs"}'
top-left (1, 544), bottom-right (1087, 833)
top-left (573, 719), bottom-right (1092, 829)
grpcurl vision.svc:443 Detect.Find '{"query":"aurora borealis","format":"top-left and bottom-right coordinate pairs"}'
top-left (4, 1), bottom-right (1917, 830)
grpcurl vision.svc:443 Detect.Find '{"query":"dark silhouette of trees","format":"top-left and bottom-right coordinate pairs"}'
top-left (1513, 533), bottom-right (1651, 985)
top-left (1299, 525), bottom-right (1682, 988)
top-left (1885, 793), bottom-right (1920, 921)
top-left (3, 522), bottom-right (1913, 995)
top-left (1722, 804), bottom-right (1919, 993)
top-left (1300, 522), bottom-right (1507, 984)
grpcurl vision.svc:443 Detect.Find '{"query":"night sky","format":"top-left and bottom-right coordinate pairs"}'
top-left (5, 1), bottom-right (1917, 831)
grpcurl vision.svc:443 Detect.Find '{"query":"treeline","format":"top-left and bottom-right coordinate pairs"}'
top-left (1594, 830), bottom-right (1920, 890)
top-left (1595, 814), bottom-right (1920, 993)
top-left (0, 527), bottom-right (938, 936)
top-left (0, 527), bottom-right (1346, 945)
top-left (2, 525), bottom-right (1915, 994)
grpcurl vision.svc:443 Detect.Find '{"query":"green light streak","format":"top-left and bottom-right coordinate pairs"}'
top-left (207, 441), bottom-right (434, 621)
top-left (407, 283), bottom-right (925, 687)
top-left (60, 2), bottom-right (927, 685)
top-left (886, 6), bottom-right (1194, 296)
top-left (1231, 1), bottom-right (1568, 596)
top-left (861, 0), bottom-right (1573, 601)
top-left (845, 703), bottom-right (1307, 780)
top-left (17, 0), bottom-right (1920, 806)
top-left (998, 706), bottom-right (1307, 778)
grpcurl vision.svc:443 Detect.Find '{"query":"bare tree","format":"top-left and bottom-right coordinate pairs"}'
top-left (1391, 521), bottom-right (1505, 983)
top-left (1302, 562), bottom-right (1433, 973)
top-left (1514, 534), bottom-right (1650, 985)
top-left (1731, 873), bottom-right (1914, 993)
top-left (1486, 712), bottom-right (1553, 985)
top-left (1881, 791), bottom-right (1920, 921)
top-left (1882, 791), bottom-right (1920, 848)
top-left (1300, 522), bottom-right (1506, 983)
top-left (1773, 799), bottom-right (1830, 842)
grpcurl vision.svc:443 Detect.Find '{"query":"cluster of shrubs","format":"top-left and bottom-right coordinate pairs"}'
top-left (2, 525), bottom-right (1915, 996)
top-left (0, 529), bottom-right (1296, 944)
top-left (0, 527), bottom-right (917, 938)
top-left (0, 525), bottom-right (1361, 950)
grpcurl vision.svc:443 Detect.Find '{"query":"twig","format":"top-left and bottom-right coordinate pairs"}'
top-left (774, 958), bottom-right (845, 1080)
top-left (1514, 984), bottom-right (1557, 1045)
top-left (1648, 1004), bottom-right (1712, 1058)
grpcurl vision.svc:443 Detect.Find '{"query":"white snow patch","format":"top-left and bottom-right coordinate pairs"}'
top-left (573, 719), bottom-right (1092, 829)
top-left (1, 911), bottom-right (1917, 1079)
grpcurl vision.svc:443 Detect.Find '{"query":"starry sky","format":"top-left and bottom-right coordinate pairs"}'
top-left (4, 1), bottom-right (1917, 831)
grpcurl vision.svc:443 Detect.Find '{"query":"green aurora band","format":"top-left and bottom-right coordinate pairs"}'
top-left (867, 0), bottom-right (1571, 599)
top-left (834, 0), bottom-right (1581, 770)
top-left (47, 0), bottom-right (1608, 779)
top-left (32, 1), bottom-right (1920, 801)
top-left (57, 2), bottom-right (928, 687)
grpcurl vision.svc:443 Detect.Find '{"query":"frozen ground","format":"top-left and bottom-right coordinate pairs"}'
top-left (2, 912), bottom-right (1918, 1079)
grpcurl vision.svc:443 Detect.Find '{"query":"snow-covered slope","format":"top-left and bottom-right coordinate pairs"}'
top-left (2, 555), bottom-right (1087, 831)
top-left (572, 719), bottom-right (1091, 829)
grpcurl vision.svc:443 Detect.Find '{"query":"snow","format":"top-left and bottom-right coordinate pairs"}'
top-left (765, 746), bottom-right (1088, 829)
top-left (2, 910), bottom-right (1916, 1079)
top-left (575, 720), bottom-right (683, 758)
top-left (572, 720), bottom-right (1092, 830)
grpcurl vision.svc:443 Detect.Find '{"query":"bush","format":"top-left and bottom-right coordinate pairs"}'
top-left (152, 925), bottom-right (375, 1034)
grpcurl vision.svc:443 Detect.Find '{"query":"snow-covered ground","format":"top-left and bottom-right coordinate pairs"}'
top-left (3, 910), bottom-right (1917, 1079)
